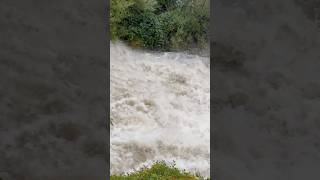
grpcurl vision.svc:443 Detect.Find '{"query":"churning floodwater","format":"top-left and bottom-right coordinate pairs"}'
top-left (110, 42), bottom-right (210, 177)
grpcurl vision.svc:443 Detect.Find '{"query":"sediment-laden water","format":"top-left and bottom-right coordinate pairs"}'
top-left (110, 42), bottom-right (210, 177)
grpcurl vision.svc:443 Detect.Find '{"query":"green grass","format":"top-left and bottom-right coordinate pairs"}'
top-left (110, 161), bottom-right (209, 180)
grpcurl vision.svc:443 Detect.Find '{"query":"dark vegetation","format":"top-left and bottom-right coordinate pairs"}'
top-left (110, 161), bottom-right (208, 180)
top-left (110, 0), bottom-right (209, 51)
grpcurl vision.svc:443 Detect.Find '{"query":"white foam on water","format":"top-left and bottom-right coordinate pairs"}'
top-left (110, 42), bottom-right (210, 177)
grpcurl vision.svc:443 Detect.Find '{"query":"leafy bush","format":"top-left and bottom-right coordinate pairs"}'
top-left (118, 9), bottom-right (167, 49)
top-left (110, 0), bottom-right (209, 51)
top-left (155, 0), bottom-right (178, 13)
top-left (110, 0), bottom-right (134, 39)
top-left (110, 161), bottom-right (208, 180)
top-left (133, 0), bottom-right (158, 11)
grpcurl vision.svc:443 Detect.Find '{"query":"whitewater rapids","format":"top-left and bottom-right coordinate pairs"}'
top-left (110, 42), bottom-right (210, 177)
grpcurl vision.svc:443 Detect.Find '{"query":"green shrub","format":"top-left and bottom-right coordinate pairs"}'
top-left (110, 161), bottom-right (208, 180)
top-left (110, 0), bottom-right (134, 39)
top-left (118, 9), bottom-right (167, 49)
top-left (133, 0), bottom-right (158, 11)
top-left (155, 0), bottom-right (178, 13)
top-left (110, 0), bottom-right (209, 51)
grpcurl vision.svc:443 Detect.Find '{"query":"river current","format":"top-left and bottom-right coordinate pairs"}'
top-left (110, 42), bottom-right (210, 177)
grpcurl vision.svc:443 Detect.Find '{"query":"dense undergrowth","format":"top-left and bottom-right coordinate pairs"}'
top-left (110, 161), bottom-right (209, 180)
top-left (110, 0), bottom-right (209, 51)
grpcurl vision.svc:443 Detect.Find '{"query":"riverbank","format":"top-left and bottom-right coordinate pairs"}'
top-left (110, 161), bottom-right (209, 180)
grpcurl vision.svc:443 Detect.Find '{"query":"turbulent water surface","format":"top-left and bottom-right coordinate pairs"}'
top-left (110, 42), bottom-right (210, 176)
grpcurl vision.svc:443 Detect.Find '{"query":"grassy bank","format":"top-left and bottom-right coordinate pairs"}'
top-left (110, 0), bottom-right (209, 51)
top-left (110, 161), bottom-right (208, 180)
